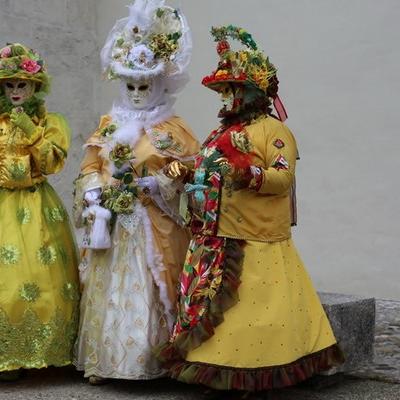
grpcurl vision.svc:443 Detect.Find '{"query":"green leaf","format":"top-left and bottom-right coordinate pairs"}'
top-left (184, 264), bottom-right (193, 274)
top-left (209, 191), bottom-right (219, 200)
top-left (123, 173), bottom-right (134, 184)
top-left (11, 44), bottom-right (25, 56)
top-left (112, 171), bottom-right (124, 180)
top-left (188, 276), bottom-right (200, 296)
top-left (126, 185), bottom-right (138, 196)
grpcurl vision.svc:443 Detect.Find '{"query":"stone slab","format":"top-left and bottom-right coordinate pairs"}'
top-left (319, 292), bottom-right (376, 373)
top-left (351, 299), bottom-right (400, 383)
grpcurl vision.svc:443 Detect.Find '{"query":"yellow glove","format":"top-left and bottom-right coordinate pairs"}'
top-left (10, 109), bottom-right (39, 138)
top-left (164, 160), bottom-right (191, 180)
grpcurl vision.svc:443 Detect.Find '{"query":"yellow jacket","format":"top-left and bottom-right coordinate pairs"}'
top-left (0, 112), bottom-right (70, 189)
top-left (217, 116), bottom-right (298, 242)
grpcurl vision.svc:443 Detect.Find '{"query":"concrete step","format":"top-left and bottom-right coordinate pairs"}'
top-left (319, 292), bottom-right (376, 374)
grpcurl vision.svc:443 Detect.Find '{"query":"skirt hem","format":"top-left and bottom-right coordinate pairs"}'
top-left (169, 344), bottom-right (344, 391)
top-left (74, 362), bottom-right (167, 381)
top-left (0, 360), bottom-right (72, 373)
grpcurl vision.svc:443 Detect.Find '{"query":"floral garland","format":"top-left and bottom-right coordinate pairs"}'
top-left (171, 236), bottom-right (239, 338)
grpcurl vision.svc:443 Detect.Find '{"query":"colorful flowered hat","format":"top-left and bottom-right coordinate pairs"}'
top-left (0, 43), bottom-right (50, 94)
top-left (202, 26), bottom-right (287, 121)
top-left (101, 0), bottom-right (192, 93)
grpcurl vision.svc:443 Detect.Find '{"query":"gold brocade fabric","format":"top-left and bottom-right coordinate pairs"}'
top-left (186, 239), bottom-right (337, 368)
top-left (0, 308), bottom-right (78, 371)
top-left (0, 113), bottom-right (79, 372)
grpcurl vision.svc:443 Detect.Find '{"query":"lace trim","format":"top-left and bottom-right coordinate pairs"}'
top-left (110, 103), bottom-right (174, 130)
top-left (0, 307), bottom-right (78, 371)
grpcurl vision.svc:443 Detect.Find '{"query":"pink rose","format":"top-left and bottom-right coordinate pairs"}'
top-left (20, 58), bottom-right (41, 74)
top-left (0, 47), bottom-right (12, 58)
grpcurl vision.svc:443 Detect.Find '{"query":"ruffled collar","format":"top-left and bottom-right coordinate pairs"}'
top-left (110, 101), bottom-right (174, 131)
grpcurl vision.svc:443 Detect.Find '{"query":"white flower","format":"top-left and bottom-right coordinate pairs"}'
top-left (127, 45), bottom-right (155, 68)
top-left (155, 10), bottom-right (182, 35)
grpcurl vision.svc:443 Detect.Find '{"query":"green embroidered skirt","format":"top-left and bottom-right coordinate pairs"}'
top-left (0, 182), bottom-right (79, 372)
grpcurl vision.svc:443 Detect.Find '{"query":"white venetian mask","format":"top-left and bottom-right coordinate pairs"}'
top-left (3, 79), bottom-right (36, 106)
top-left (123, 77), bottom-right (154, 110)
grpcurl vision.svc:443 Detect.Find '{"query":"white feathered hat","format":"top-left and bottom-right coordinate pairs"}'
top-left (101, 0), bottom-right (192, 93)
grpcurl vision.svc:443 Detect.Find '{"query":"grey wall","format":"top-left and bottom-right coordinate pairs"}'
top-left (97, 0), bottom-right (400, 300)
top-left (0, 0), bottom-right (99, 210)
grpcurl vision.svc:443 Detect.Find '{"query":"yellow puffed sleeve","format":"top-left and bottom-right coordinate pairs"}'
top-left (152, 116), bottom-right (200, 160)
top-left (29, 112), bottom-right (71, 176)
top-left (257, 121), bottom-right (298, 195)
top-left (80, 146), bottom-right (103, 176)
top-left (72, 116), bottom-right (111, 227)
top-left (77, 115), bottom-right (112, 193)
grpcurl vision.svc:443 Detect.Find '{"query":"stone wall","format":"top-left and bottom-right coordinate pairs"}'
top-left (1, 0), bottom-right (399, 300)
top-left (0, 0), bottom-right (99, 210)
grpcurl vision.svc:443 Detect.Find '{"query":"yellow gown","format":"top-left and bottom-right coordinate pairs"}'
top-left (159, 116), bottom-right (343, 391)
top-left (0, 112), bottom-right (79, 372)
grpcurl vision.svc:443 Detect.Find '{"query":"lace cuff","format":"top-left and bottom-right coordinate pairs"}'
top-left (153, 172), bottom-right (186, 226)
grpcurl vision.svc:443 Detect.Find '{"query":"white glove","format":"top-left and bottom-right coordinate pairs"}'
top-left (84, 188), bottom-right (101, 205)
top-left (81, 204), bottom-right (112, 250)
top-left (136, 176), bottom-right (159, 196)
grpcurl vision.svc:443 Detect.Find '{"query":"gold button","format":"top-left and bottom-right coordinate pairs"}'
top-left (222, 207), bottom-right (229, 213)
top-left (237, 216), bottom-right (243, 223)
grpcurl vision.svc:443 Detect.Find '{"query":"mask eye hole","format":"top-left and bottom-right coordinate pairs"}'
top-left (219, 86), bottom-right (231, 96)
top-left (127, 84), bottom-right (135, 91)
top-left (138, 85), bottom-right (149, 91)
top-left (17, 82), bottom-right (27, 89)
top-left (5, 82), bottom-right (14, 89)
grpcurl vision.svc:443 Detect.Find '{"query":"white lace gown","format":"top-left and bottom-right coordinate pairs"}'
top-left (74, 203), bottom-right (169, 379)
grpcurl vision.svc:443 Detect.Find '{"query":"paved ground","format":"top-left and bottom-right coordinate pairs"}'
top-left (0, 368), bottom-right (399, 400)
